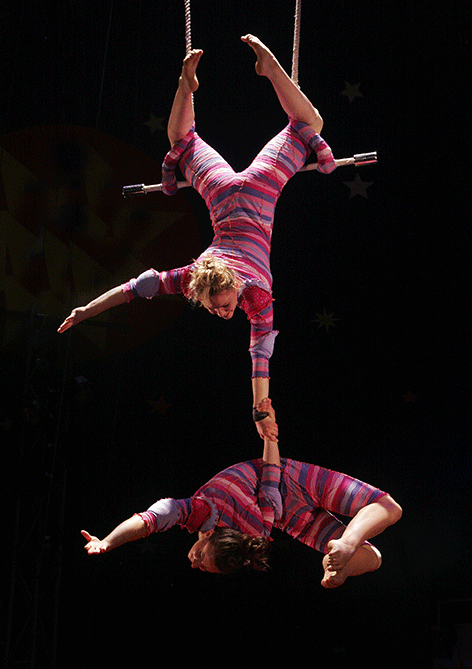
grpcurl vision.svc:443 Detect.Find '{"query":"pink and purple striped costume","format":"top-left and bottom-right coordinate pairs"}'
top-left (138, 458), bottom-right (387, 555)
top-left (122, 120), bottom-right (336, 378)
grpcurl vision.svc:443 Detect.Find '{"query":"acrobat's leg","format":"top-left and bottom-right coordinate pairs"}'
top-left (167, 49), bottom-right (203, 147)
top-left (301, 465), bottom-right (402, 588)
top-left (325, 494), bottom-right (402, 574)
top-left (241, 34), bottom-right (323, 133)
top-left (295, 505), bottom-right (384, 589)
top-left (321, 544), bottom-right (383, 589)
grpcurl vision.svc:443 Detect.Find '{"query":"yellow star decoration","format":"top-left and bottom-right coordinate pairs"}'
top-left (402, 391), bottom-right (417, 403)
top-left (144, 114), bottom-right (166, 134)
top-left (314, 308), bottom-right (341, 333)
top-left (340, 81), bottom-right (364, 103)
top-left (147, 396), bottom-right (173, 415)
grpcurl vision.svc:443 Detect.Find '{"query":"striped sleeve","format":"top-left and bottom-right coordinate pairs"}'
top-left (258, 463), bottom-right (282, 531)
top-left (138, 497), bottom-right (215, 535)
top-left (161, 125), bottom-right (196, 196)
top-left (249, 326), bottom-right (278, 378)
top-left (243, 290), bottom-right (277, 379)
top-left (121, 266), bottom-right (191, 301)
top-left (137, 498), bottom-right (186, 534)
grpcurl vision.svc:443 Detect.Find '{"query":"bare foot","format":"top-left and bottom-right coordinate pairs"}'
top-left (321, 544), bottom-right (382, 589)
top-left (180, 49), bottom-right (203, 94)
top-left (241, 34), bottom-right (278, 77)
top-left (321, 557), bottom-right (348, 589)
top-left (325, 538), bottom-right (357, 572)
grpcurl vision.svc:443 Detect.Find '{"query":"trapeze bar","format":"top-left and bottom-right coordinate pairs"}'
top-left (299, 151), bottom-right (378, 172)
top-left (122, 151), bottom-right (378, 197)
top-left (353, 151), bottom-right (377, 166)
top-left (122, 184), bottom-right (146, 196)
top-left (122, 180), bottom-right (190, 197)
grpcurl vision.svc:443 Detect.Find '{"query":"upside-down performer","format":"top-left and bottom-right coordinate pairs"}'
top-left (58, 35), bottom-right (337, 442)
top-left (82, 399), bottom-right (402, 587)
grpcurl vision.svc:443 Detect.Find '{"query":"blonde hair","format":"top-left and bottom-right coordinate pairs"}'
top-left (187, 256), bottom-right (240, 307)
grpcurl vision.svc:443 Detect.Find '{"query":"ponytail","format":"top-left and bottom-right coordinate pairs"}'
top-left (208, 528), bottom-right (271, 575)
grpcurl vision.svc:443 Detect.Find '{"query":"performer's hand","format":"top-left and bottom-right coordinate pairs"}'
top-left (256, 416), bottom-right (278, 441)
top-left (257, 397), bottom-right (275, 422)
top-left (81, 530), bottom-right (109, 555)
top-left (255, 397), bottom-right (278, 441)
top-left (57, 307), bottom-right (88, 333)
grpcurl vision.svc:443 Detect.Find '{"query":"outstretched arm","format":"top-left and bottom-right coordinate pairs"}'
top-left (81, 515), bottom-right (147, 555)
top-left (58, 285), bottom-right (127, 333)
top-left (252, 378), bottom-right (278, 442)
top-left (258, 398), bottom-right (280, 466)
top-left (263, 435), bottom-right (280, 467)
top-left (256, 397), bottom-right (282, 532)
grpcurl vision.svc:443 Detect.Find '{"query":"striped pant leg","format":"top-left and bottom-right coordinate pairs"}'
top-left (280, 460), bottom-right (387, 554)
top-left (315, 467), bottom-right (388, 518)
top-left (291, 507), bottom-right (347, 555)
top-left (179, 134), bottom-right (235, 211)
top-left (238, 124), bottom-right (311, 237)
top-left (244, 124), bottom-right (310, 192)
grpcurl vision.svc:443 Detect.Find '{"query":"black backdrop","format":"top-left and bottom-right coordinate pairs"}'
top-left (1, 2), bottom-right (470, 667)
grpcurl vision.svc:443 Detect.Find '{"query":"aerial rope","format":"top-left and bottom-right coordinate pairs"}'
top-left (184, 0), bottom-right (192, 55)
top-left (291, 0), bottom-right (301, 87)
top-left (123, 0), bottom-right (377, 197)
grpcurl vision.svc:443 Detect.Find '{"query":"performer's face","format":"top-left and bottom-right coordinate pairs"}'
top-left (204, 288), bottom-right (238, 320)
top-left (188, 531), bottom-right (219, 573)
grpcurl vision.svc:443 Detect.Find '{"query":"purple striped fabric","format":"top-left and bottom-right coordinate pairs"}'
top-left (277, 459), bottom-right (387, 553)
top-left (123, 121), bottom-right (336, 377)
top-left (177, 122), bottom-right (314, 288)
top-left (196, 458), bottom-right (387, 553)
top-left (193, 460), bottom-right (282, 537)
top-left (139, 458), bottom-right (387, 555)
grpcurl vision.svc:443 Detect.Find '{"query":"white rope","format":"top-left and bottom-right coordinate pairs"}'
top-left (291, 0), bottom-right (301, 86)
top-left (184, 0), bottom-right (194, 108)
top-left (122, 0), bottom-right (378, 198)
top-left (184, 0), bottom-right (192, 55)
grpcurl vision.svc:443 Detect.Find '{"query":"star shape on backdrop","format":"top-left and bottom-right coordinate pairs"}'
top-left (402, 391), bottom-right (418, 403)
top-left (147, 396), bottom-right (173, 415)
top-left (343, 174), bottom-right (374, 199)
top-left (144, 114), bottom-right (166, 134)
top-left (340, 81), bottom-right (364, 103)
top-left (313, 308), bottom-right (341, 333)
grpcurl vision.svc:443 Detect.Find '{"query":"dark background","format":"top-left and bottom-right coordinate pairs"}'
top-left (1, 1), bottom-right (470, 667)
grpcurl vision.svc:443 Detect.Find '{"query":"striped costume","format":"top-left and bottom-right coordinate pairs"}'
top-left (122, 120), bottom-right (336, 378)
top-left (138, 458), bottom-right (387, 555)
